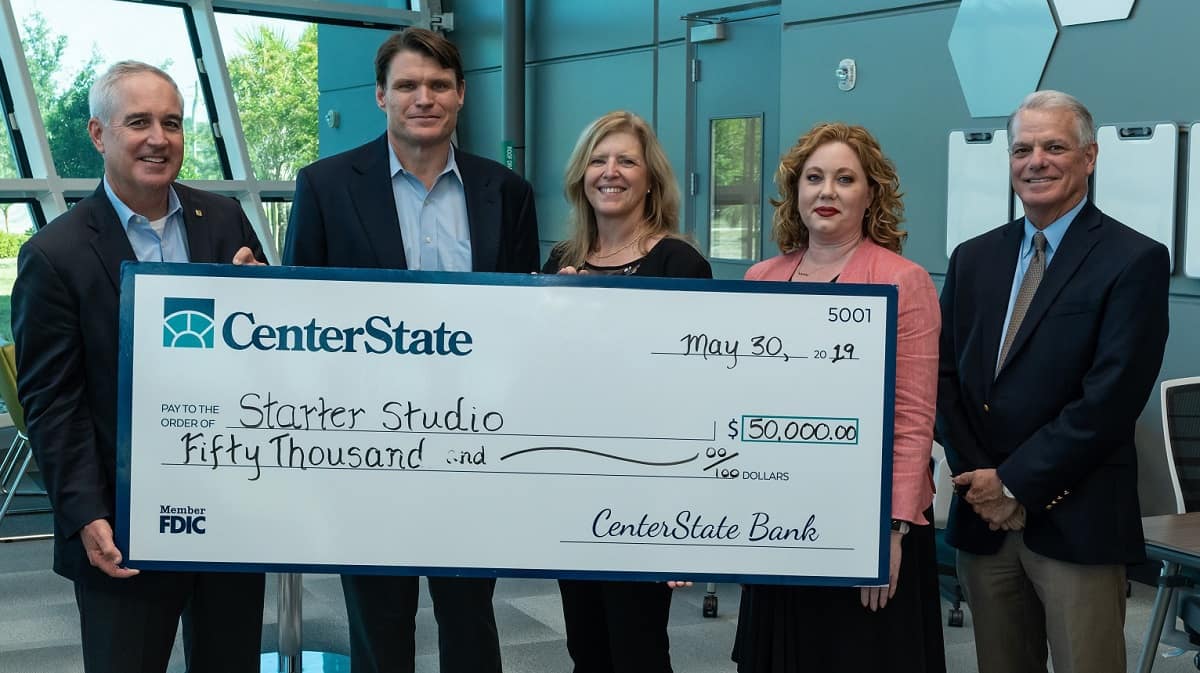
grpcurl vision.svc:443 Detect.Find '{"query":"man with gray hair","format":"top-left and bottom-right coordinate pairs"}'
top-left (12, 60), bottom-right (266, 672)
top-left (937, 89), bottom-right (1170, 672)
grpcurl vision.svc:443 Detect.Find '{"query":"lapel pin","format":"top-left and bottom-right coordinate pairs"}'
top-left (194, 209), bottom-right (203, 217)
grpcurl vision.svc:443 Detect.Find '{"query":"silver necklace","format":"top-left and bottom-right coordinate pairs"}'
top-left (592, 237), bottom-right (640, 260)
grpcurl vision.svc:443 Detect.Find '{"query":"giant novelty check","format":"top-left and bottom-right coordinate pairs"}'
top-left (117, 264), bottom-right (896, 586)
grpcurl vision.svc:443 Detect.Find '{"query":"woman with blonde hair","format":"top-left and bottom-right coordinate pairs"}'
top-left (544, 110), bottom-right (710, 672)
top-left (544, 110), bottom-right (710, 278)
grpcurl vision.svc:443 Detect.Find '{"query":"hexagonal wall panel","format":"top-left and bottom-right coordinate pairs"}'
top-left (1053, 0), bottom-right (1135, 26)
top-left (949, 0), bottom-right (1058, 118)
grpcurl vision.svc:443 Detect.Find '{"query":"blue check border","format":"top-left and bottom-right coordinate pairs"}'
top-left (117, 262), bottom-right (897, 587)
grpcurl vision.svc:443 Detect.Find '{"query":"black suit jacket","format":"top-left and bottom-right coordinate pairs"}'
top-left (12, 183), bottom-right (265, 579)
top-left (282, 134), bottom-right (539, 273)
top-left (937, 201), bottom-right (1169, 565)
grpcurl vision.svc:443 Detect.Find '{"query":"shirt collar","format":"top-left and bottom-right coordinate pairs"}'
top-left (103, 177), bottom-right (182, 231)
top-left (1021, 196), bottom-right (1084, 259)
top-left (387, 142), bottom-right (462, 185)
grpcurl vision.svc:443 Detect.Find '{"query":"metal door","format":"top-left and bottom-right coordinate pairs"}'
top-left (687, 11), bottom-right (781, 280)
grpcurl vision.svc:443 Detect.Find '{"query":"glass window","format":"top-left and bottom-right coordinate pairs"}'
top-left (0, 124), bottom-right (20, 179)
top-left (0, 89), bottom-right (19, 179)
top-left (261, 199), bottom-right (292, 257)
top-left (708, 116), bottom-right (763, 261)
top-left (12, 0), bottom-right (223, 180)
top-left (214, 14), bottom-right (318, 182)
top-left (0, 202), bottom-right (38, 345)
top-left (0, 58), bottom-right (26, 180)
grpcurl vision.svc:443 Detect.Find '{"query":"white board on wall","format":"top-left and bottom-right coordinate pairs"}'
top-left (1095, 123), bottom-right (1178, 270)
top-left (946, 129), bottom-right (1010, 257)
top-left (1186, 122), bottom-right (1200, 278)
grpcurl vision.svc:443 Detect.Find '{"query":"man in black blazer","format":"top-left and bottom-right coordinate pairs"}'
top-left (938, 90), bottom-right (1169, 673)
top-left (12, 61), bottom-right (266, 673)
top-left (282, 28), bottom-right (538, 673)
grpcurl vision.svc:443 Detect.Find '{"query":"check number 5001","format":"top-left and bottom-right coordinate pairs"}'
top-left (828, 307), bottom-right (872, 323)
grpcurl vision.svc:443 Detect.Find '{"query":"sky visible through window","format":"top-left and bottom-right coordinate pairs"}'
top-left (0, 2), bottom-right (310, 344)
top-left (11, 0), bottom-right (306, 179)
top-left (12, 0), bottom-right (304, 102)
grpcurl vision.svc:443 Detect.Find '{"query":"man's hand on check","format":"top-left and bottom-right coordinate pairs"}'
top-left (231, 246), bottom-right (264, 266)
top-left (81, 519), bottom-right (139, 579)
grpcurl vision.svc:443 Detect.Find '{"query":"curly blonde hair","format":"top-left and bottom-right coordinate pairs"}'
top-left (552, 111), bottom-right (682, 269)
top-left (771, 122), bottom-right (906, 254)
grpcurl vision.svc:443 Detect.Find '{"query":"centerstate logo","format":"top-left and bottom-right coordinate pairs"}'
top-left (163, 297), bottom-right (216, 349)
top-left (156, 294), bottom-right (474, 356)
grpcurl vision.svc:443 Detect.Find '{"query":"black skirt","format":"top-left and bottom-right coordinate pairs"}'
top-left (732, 515), bottom-right (946, 673)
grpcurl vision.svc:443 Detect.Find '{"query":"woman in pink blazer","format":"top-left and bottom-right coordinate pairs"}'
top-left (732, 123), bottom-right (945, 673)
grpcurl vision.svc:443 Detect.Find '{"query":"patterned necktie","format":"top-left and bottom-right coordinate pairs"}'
top-left (996, 231), bottom-right (1047, 376)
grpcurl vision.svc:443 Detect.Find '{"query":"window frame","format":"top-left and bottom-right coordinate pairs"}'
top-left (0, 0), bottom-right (432, 263)
top-left (706, 113), bottom-right (764, 262)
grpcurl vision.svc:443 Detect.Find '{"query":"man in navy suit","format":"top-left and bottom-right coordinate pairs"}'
top-left (938, 90), bottom-right (1170, 673)
top-left (12, 61), bottom-right (266, 673)
top-left (283, 28), bottom-right (539, 673)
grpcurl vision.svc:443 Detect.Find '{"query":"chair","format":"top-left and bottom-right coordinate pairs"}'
top-left (1163, 377), bottom-right (1200, 515)
top-left (0, 342), bottom-right (49, 531)
top-left (1156, 377), bottom-right (1200, 667)
top-left (931, 440), bottom-right (966, 626)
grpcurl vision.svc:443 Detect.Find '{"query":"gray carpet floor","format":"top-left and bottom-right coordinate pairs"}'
top-left (3, 498), bottom-right (1200, 672)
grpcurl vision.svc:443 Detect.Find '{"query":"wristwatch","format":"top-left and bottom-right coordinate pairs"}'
top-left (890, 519), bottom-right (910, 535)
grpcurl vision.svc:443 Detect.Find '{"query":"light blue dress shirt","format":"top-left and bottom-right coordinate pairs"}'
top-left (103, 178), bottom-right (189, 263)
top-left (994, 197), bottom-right (1086, 372)
top-left (387, 144), bottom-right (472, 272)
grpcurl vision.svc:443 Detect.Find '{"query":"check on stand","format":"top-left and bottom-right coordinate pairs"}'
top-left (116, 264), bottom-right (897, 586)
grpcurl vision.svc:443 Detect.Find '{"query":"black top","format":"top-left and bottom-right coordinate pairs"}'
top-left (542, 237), bottom-right (712, 279)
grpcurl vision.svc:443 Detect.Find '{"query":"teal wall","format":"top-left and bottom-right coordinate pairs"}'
top-left (314, 2), bottom-right (410, 155)
top-left (450, 0), bottom-right (683, 261)
top-left (771, 0), bottom-right (1200, 515)
top-left (317, 0), bottom-right (1200, 515)
top-left (779, 3), bottom-right (967, 275)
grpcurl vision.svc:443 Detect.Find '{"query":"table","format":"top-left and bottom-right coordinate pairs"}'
top-left (1137, 513), bottom-right (1200, 673)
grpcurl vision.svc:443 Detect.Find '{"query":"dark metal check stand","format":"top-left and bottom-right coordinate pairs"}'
top-left (261, 573), bottom-right (349, 673)
top-left (1138, 513), bottom-right (1200, 673)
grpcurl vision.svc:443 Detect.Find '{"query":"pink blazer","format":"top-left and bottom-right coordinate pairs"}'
top-left (745, 239), bottom-right (939, 525)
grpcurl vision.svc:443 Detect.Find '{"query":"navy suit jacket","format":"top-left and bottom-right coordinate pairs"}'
top-left (282, 134), bottom-right (539, 274)
top-left (11, 183), bottom-right (265, 579)
top-left (937, 201), bottom-right (1169, 565)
